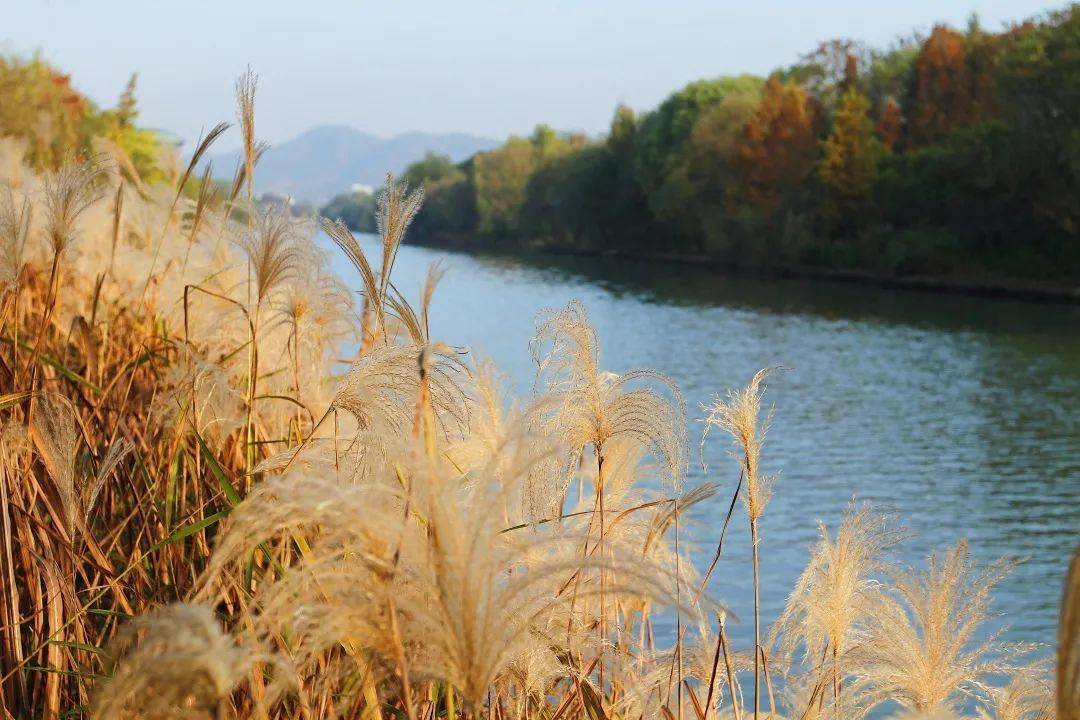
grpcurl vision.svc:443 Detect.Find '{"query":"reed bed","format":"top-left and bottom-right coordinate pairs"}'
top-left (0, 74), bottom-right (1075, 720)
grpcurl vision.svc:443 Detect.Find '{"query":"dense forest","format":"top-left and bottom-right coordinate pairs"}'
top-left (334, 6), bottom-right (1079, 285)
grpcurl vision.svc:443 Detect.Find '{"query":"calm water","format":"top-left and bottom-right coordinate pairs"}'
top-left (327, 234), bottom-right (1079, 658)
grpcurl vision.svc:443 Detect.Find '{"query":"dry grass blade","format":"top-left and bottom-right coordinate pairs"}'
top-left (176, 121), bottom-right (230, 197)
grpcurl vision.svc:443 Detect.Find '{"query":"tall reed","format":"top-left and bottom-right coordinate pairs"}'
top-left (703, 369), bottom-right (777, 720)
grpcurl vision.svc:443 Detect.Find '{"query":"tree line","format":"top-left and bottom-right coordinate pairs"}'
top-left (355, 6), bottom-right (1079, 283)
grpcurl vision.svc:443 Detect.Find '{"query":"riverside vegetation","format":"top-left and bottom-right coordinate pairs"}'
top-left (320, 5), bottom-right (1080, 289)
top-left (0, 59), bottom-right (1078, 720)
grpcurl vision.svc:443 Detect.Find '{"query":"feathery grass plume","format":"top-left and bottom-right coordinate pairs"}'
top-left (202, 455), bottom-right (678, 713)
top-left (321, 216), bottom-right (384, 344)
top-left (861, 542), bottom-right (1031, 715)
top-left (153, 355), bottom-right (246, 442)
top-left (85, 438), bottom-right (132, 525)
top-left (444, 360), bottom-right (514, 476)
top-left (886, 709), bottom-right (962, 720)
top-left (375, 173), bottom-right (423, 292)
top-left (975, 661), bottom-right (1054, 720)
top-left (29, 393), bottom-right (133, 537)
top-left (702, 368), bottom-right (778, 522)
top-left (235, 67), bottom-right (258, 204)
top-left (329, 343), bottom-right (469, 478)
top-left (771, 505), bottom-right (902, 720)
top-left (531, 299), bottom-right (688, 507)
top-left (41, 156), bottom-right (106, 258)
top-left (176, 121), bottom-right (230, 201)
top-left (232, 204), bottom-right (303, 473)
top-left (323, 175), bottom-right (424, 350)
top-left (272, 252), bottom-right (355, 436)
top-left (445, 360), bottom-right (559, 524)
top-left (180, 161), bottom-right (217, 272)
top-left (29, 157), bottom-right (107, 387)
top-left (399, 459), bottom-right (586, 709)
top-left (530, 299), bottom-right (688, 698)
top-left (236, 205), bottom-right (302, 306)
top-left (1061, 546), bottom-right (1080, 720)
top-left (385, 262), bottom-right (445, 345)
top-left (91, 603), bottom-right (258, 720)
top-left (0, 185), bottom-right (30, 292)
top-left (28, 392), bottom-right (80, 533)
top-left (702, 367), bottom-right (779, 720)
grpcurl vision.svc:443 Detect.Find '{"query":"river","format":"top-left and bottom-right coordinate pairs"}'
top-left (325, 233), bottom-right (1080, 661)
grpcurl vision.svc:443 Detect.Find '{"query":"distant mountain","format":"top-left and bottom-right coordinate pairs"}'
top-left (209, 125), bottom-right (497, 203)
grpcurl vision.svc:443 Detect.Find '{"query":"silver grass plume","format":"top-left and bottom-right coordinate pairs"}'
top-left (91, 603), bottom-right (259, 720)
top-left (860, 542), bottom-right (1033, 715)
top-left (975, 661), bottom-right (1054, 720)
top-left (42, 156), bottom-right (106, 258)
top-left (29, 393), bottom-right (81, 533)
top-left (235, 67), bottom-right (258, 204)
top-left (771, 505), bottom-right (902, 720)
top-left (701, 367), bottom-right (778, 521)
top-left (202, 454), bottom-right (684, 709)
top-left (531, 300), bottom-right (688, 502)
top-left (0, 186), bottom-right (30, 292)
top-left (236, 205), bottom-right (302, 306)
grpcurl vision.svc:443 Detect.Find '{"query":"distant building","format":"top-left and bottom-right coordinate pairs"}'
top-left (350, 183), bottom-right (374, 196)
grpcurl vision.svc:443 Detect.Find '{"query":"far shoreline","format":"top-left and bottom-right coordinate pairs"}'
top-left (400, 233), bottom-right (1080, 306)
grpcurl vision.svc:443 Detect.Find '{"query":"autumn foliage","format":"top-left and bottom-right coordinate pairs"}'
top-left (381, 6), bottom-right (1079, 282)
top-left (733, 77), bottom-right (818, 220)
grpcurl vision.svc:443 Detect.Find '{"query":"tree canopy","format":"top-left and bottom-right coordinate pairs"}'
top-left (399, 5), bottom-right (1079, 283)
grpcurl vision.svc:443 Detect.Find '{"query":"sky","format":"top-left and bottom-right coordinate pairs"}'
top-left (1, 0), bottom-right (1062, 149)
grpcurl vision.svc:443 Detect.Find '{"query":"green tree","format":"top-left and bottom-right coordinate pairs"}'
top-left (403, 152), bottom-right (464, 189)
top-left (819, 87), bottom-right (881, 232)
top-left (97, 76), bottom-right (165, 184)
top-left (471, 127), bottom-right (584, 237)
top-left (680, 86), bottom-right (763, 252)
top-left (633, 76), bottom-right (764, 250)
top-left (321, 190), bottom-right (377, 233)
top-left (472, 137), bottom-right (537, 235)
top-left (116, 73), bottom-right (138, 128)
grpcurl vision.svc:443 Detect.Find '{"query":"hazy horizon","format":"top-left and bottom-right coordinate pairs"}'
top-left (2, 0), bottom-right (1064, 149)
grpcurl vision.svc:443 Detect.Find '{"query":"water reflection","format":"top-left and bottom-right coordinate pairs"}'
top-left (469, 248), bottom-right (1080, 346)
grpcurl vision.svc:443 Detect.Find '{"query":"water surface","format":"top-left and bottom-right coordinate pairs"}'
top-left (328, 235), bottom-right (1080, 657)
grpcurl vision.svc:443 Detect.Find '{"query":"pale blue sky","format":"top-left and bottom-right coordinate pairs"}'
top-left (2, 0), bottom-right (1063, 149)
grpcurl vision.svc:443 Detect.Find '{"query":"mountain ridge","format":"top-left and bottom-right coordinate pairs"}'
top-left (209, 125), bottom-right (497, 203)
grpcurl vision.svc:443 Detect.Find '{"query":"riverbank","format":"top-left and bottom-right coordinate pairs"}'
top-left (408, 234), bottom-right (1080, 305)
